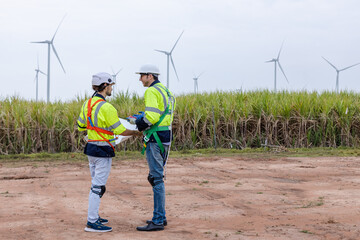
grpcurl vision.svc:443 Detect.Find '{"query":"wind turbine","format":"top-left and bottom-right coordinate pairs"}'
top-left (265, 41), bottom-right (289, 92)
top-left (34, 55), bottom-right (46, 101)
top-left (111, 67), bottom-right (122, 95)
top-left (193, 72), bottom-right (204, 94)
top-left (31, 15), bottom-right (66, 103)
top-left (155, 30), bottom-right (184, 88)
top-left (322, 56), bottom-right (360, 93)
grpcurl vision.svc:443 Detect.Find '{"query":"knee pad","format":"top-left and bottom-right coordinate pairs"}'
top-left (147, 174), bottom-right (155, 187)
top-left (100, 186), bottom-right (106, 197)
top-left (91, 185), bottom-right (106, 198)
top-left (147, 174), bottom-right (164, 187)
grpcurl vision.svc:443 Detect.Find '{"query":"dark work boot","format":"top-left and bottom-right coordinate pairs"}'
top-left (136, 222), bottom-right (164, 231)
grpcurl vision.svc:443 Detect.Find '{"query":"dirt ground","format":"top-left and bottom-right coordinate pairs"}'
top-left (1, 155), bottom-right (360, 240)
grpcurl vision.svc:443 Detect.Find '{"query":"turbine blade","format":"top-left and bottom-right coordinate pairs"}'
top-left (265, 60), bottom-right (275, 63)
top-left (31, 41), bottom-right (48, 44)
top-left (278, 61), bottom-right (289, 83)
top-left (277, 40), bottom-right (285, 59)
top-left (170, 56), bottom-right (180, 81)
top-left (154, 49), bottom-right (168, 54)
top-left (51, 14), bottom-right (67, 42)
top-left (39, 70), bottom-right (47, 75)
top-left (170, 30), bottom-right (184, 54)
top-left (115, 68), bottom-right (123, 76)
top-left (322, 56), bottom-right (338, 71)
top-left (111, 66), bottom-right (115, 75)
top-left (197, 71), bottom-right (205, 78)
top-left (51, 44), bottom-right (66, 73)
top-left (340, 62), bottom-right (360, 71)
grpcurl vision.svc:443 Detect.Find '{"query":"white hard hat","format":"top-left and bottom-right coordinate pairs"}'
top-left (92, 72), bottom-right (114, 86)
top-left (135, 64), bottom-right (160, 75)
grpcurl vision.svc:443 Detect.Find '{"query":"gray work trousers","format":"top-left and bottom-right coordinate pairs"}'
top-left (87, 156), bottom-right (112, 223)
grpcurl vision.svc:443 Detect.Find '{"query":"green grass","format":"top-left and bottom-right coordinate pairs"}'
top-left (300, 197), bottom-right (325, 208)
top-left (199, 180), bottom-right (209, 186)
top-left (235, 182), bottom-right (242, 187)
top-left (300, 230), bottom-right (313, 234)
top-left (173, 147), bottom-right (360, 158)
top-left (1, 147), bottom-right (360, 164)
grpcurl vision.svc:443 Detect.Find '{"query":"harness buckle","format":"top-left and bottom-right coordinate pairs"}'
top-left (143, 135), bottom-right (149, 142)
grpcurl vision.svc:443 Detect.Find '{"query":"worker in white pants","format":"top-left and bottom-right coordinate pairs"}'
top-left (87, 156), bottom-right (112, 223)
top-left (77, 72), bottom-right (141, 232)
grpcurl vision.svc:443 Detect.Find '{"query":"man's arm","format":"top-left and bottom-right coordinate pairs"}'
top-left (106, 104), bottom-right (141, 136)
top-left (77, 101), bottom-right (87, 131)
top-left (120, 129), bottom-right (142, 136)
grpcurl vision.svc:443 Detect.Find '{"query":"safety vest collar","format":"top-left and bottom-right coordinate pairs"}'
top-left (94, 93), bottom-right (106, 101)
top-left (149, 79), bottom-right (160, 87)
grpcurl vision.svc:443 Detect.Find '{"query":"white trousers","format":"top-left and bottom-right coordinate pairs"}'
top-left (87, 156), bottom-right (112, 223)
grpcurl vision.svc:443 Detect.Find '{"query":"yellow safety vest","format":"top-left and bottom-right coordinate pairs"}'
top-left (142, 82), bottom-right (176, 154)
top-left (143, 82), bottom-right (176, 128)
top-left (77, 96), bottom-right (126, 149)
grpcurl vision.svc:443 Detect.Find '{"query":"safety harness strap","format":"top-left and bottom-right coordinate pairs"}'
top-left (141, 125), bottom-right (170, 155)
top-left (86, 98), bottom-right (117, 151)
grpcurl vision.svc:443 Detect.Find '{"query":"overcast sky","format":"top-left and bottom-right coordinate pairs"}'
top-left (1, 0), bottom-right (360, 101)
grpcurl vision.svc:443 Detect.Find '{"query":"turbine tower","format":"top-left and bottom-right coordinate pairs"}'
top-left (111, 67), bottom-right (122, 95)
top-left (193, 72), bottom-right (204, 94)
top-left (265, 41), bottom-right (289, 92)
top-left (31, 15), bottom-right (66, 103)
top-left (155, 30), bottom-right (184, 88)
top-left (34, 55), bottom-right (46, 101)
top-left (322, 56), bottom-right (360, 93)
